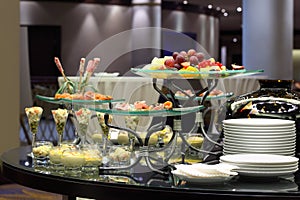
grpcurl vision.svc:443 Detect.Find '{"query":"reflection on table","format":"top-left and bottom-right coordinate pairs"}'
top-left (1, 146), bottom-right (300, 200)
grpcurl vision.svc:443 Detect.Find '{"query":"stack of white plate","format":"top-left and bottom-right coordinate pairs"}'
top-left (222, 118), bottom-right (296, 156)
top-left (220, 154), bottom-right (299, 177)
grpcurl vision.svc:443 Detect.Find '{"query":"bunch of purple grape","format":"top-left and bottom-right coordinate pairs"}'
top-left (164, 49), bottom-right (205, 70)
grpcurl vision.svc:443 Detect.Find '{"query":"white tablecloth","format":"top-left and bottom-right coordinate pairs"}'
top-left (210, 76), bottom-right (264, 97)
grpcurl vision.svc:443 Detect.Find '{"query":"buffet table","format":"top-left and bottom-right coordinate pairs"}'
top-left (2, 146), bottom-right (300, 200)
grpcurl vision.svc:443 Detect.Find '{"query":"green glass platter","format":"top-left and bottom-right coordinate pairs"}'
top-left (89, 105), bottom-right (204, 116)
top-left (131, 68), bottom-right (264, 79)
top-left (36, 95), bottom-right (125, 105)
top-left (168, 92), bottom-right (234, 101)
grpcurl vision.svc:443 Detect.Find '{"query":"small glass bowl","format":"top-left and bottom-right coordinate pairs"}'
top-left (32, 141), bottom-right (53, 171)
top-left (82, 147), bottom-right (102, 177)
top-left (108, 146), bottom-right (132, 167)
top-left (48, 144), bottom-right (75, 175)
top-left (62, 148), bottom-right (85, 177)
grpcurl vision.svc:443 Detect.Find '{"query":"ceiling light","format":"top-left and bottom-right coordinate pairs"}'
top-left (232, 38), bottom-right (238, 43)
top-left (223, 12), bottom-right (228, 17)
top-left (183, 0), bottom-right (188, 5)
top-left (236, 7), bottom-right (242, 12)
top-left (221, 8), bottom-right (226, 13)
top-left (216, 7), bottom-right (221, 11)
top-left (208, 4), bottom-right (213, 9)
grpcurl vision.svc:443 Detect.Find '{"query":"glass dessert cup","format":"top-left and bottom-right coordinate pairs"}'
top-left (52, 108), bottom-right (69, 146)
top-left (25, 106), bottom-right (43, 157)
top-left (125, 116), bottom-right (139, 131)
top-left (96, 112), bottom-right (113, 151)
top-left (49, 143), bottom-right (76, 175)
top-left (107, 145), bottom-right (133, 168)
top-left (74, 107), bottom-right (92, 145)
top-left (32, 140), bottom-right (53, 173)
top-left (96, 112), bottom-right (112, 137)
top-left (62, 148), bottom-right (85, 177)
top-left (81, 145), bottom-right (102, 178)
top-left (183, 133), bottom-right (204, 164)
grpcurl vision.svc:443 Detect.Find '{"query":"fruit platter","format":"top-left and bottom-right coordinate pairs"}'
top-left (131, 49), bottom-right (263, 79)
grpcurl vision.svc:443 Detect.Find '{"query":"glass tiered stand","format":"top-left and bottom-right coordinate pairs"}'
top-left (36, 68), bottom-right (263, 175)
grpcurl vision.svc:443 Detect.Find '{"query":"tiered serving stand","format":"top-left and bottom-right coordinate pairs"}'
top-left (36, 68), bottom-right (263, 174)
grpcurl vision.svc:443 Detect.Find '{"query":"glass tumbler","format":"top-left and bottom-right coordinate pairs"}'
top-left (32, 140), bottom-right (53, 173)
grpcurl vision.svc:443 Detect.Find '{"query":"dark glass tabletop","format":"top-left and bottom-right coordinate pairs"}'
top-left (1, 146), bottom-right (300, 200)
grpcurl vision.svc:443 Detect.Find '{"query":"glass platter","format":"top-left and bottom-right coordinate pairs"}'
top-left (168, 92), bottom-right (234, 101)
top-left (131, 68), bottom-right (264, 79)
top-left (89, 105), bottom-right (204, 116)
top-left (36, 95), bottom-right (125, 105)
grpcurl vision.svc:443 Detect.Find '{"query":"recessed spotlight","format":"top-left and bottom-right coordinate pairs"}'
top-left (183, 0), bottom-right (188, 4)
top-left (216, 7), bottom-right (221, 11)
top-left (221, 8), bottom-right (226, 13)
top-left (236, 7), bottom-right (242, 12)
top-left (232, 38), bottom-right (238, 43)
top-left (208, 4), bottom-right (213, 9)
top-left (223, 12), bottom-right (228, 17)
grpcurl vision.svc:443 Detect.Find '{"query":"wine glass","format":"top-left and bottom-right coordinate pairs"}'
top-left (96, 112), bottom-right (112, 137)
top-left (96, 112), bottom-right (113, 152)
top-left (51, 108), bottom-right (69, 146)
top-left (25, 106), bottom-right (43, 156)
top-left (74, 107), bottom-right (92, 145)
top-left (124, 116), bottom-right (139, 132)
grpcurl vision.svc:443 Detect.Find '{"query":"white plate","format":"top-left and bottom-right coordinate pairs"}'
top-left (220, 154), bottom-right (299, 165)
top-left (224, 132), bottom-right (295, 137)
top-left (223, 150), bottom-right (295, 156)
top-left (224, 136), bottom-right (296, 143)
top-left (224, 140), bottom-right (296, 148)
top-left (223, 144), bottom-right (295, 150)
top-left (233, 166), bottom-right (298, 172)
top-left (94, 72), bottom-right (120, 77)
top-left (223, 126), bottom-right (296, 132)
top-left (236, 169), bottom-right (298, 177)
top-left (171, 170), bottom-right (235, 184)
top-left (220, 161), bottom-right (298, 168)
top-left (223, 148), bottom-right (295, 154)
top-left (224, 134), bottom-right (296, 140)
top-left (223, 130), bottom-right (296, 136)
top-left (224, 140), bottom-right (296, 149)
top-left (223, 125), bottom-right (295, 131)
top-left (224, 131), bottom-right (296, 137)
top-left (223, 118), bottom-right (295, 127)
top-left (223, 151), bottom-right (295, 157)
top-left (223, 143), bottom-right (296, 151)
top-left (224, 137), bottom-right (295, 143)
